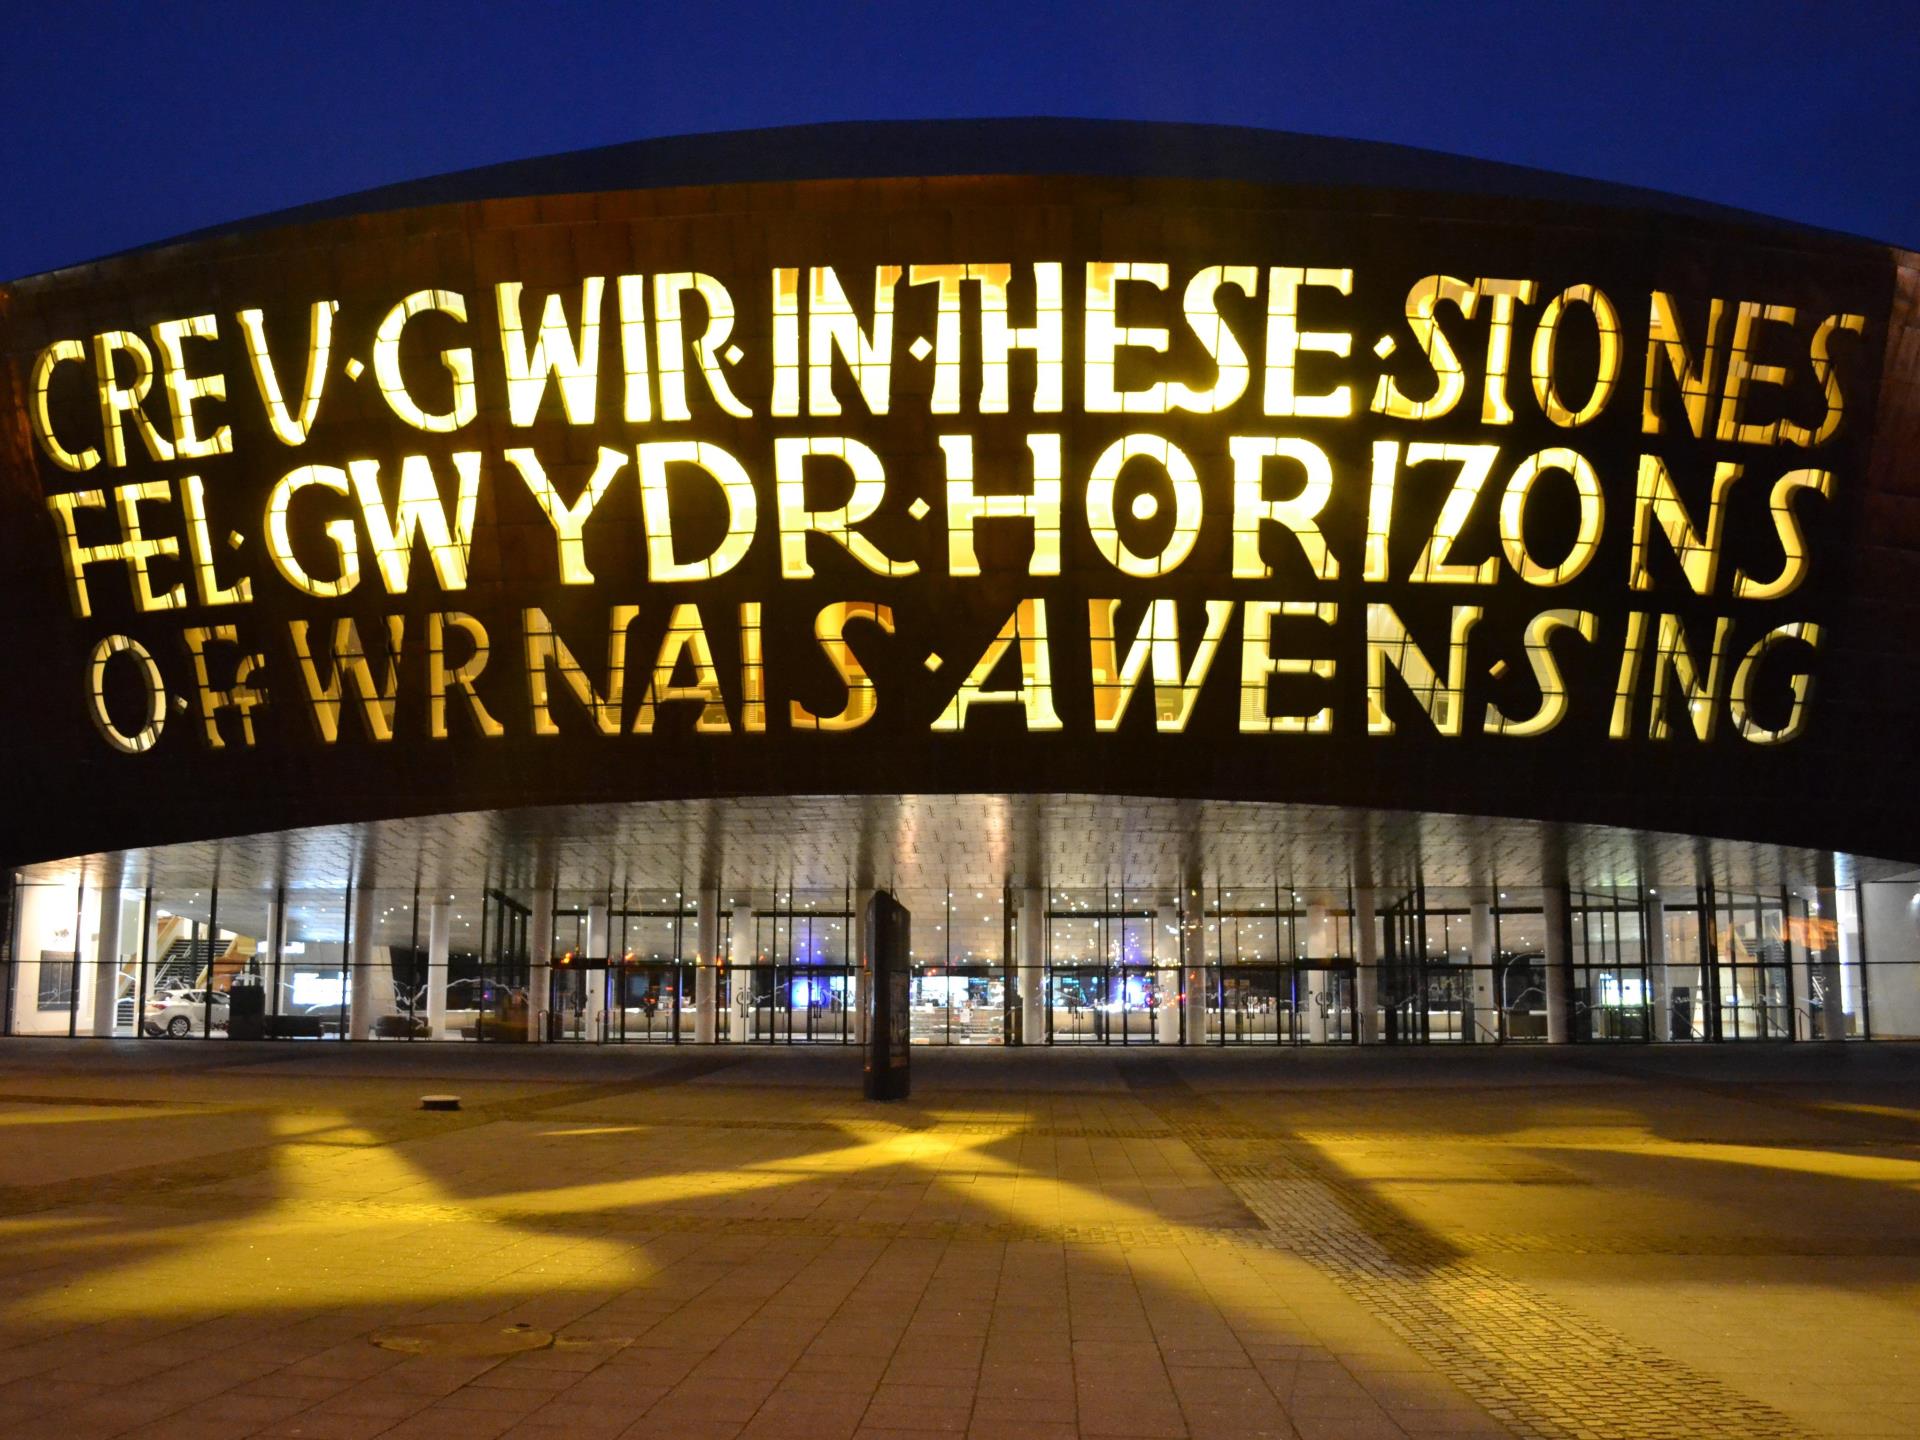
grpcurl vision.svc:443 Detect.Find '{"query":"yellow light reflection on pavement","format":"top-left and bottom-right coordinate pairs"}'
top-left (1540, 1138), bottom-right (1920, 1187)
top-left (1, 1109), bottom-right (657, 1322)
top-left (3, 1106), bottom-right (1207, 1326)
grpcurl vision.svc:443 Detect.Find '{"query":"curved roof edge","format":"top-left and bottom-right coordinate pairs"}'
top-left (20, 118), bottom-right (1882, 281)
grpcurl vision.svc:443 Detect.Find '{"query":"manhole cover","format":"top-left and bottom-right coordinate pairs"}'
top-left (369, 1322), bottom-right (553, 1356)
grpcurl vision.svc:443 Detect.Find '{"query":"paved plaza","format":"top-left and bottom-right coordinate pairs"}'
top-left (0, 1040), bottom-right (1914, 1439)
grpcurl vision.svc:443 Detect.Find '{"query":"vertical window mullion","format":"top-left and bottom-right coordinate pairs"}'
top-left (67, 867), bottom-right (86, 1038)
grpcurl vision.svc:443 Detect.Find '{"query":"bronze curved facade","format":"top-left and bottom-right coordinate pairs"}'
top-left (3, 122), bottom-right (1918, 868)
top-left (2, 122), bottom-right (1917, 1047)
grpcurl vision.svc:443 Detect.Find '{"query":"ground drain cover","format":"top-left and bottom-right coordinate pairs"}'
top-left (369, 1322), bottom-right (553, 1356)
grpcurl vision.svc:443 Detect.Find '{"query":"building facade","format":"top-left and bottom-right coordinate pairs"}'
top-left (3, 119), bottom-right (1918, 1047)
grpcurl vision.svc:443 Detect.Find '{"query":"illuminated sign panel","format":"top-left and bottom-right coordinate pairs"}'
top-left (0, 171), bottom-right (1911, 864)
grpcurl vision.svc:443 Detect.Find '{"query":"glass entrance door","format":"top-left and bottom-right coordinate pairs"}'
top-left (478, 891), bottom-right (529, 1042)
top-left (1041, 964), bottom-right (1176, 1044)
top-left (1216, 961), bottom-right (1356, 1045)
top-left (548, 964), bottom-right (589, 1040)
top-left (1421, 967), bottom-right (1474, 1042)
top-left (1044, 901), bottom-right (1178, 1045)
top-left (738, 901), bottom-right (854, 1044)
top-left (1709, 891), bottom-right (1795, 1040)
top-left (1380, 899), bottom-right (1424, 1043)
top-left (1213, 966), bottom-right (1286, 1043)
top-left (1114, 965), bottom-right (1171, 1043)
top-left (608, 963), bottom-right (681, 1042)
top-left (1571, 894), bottom-right (1651, 1042)
top-left (1048, 965), bottom-right (1108, 1044)
top-left (734, 959), bottom-right (851, 1043)
top-left (1300, 965), bottom-right (1356, 1043)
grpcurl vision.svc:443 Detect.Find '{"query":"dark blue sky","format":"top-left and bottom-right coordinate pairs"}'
top-left (7, 1), bottom-right (1917, 280)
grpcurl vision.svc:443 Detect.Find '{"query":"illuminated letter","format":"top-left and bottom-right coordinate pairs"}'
top-left (116, 481), bottom-right (186, 612)
top-left (267, 464), bottom-right (361, 598)
top-left (506, 445), bottom-right (629, 585)
top-left (182, 625), bottom-right (266, 749)
top-left (941, 433), bottom-right (1062, 576)
top-left (1642, 292), bottom-right (1723, 439)
top-left (1085, 263), bottom-right (1170, 413)
top-left (1805, 312), bottom-right (1865, 446)
top-left (1530, 284), bottom-right (1620, 426)
top-left (1630, 455), bottom-right (1737, 595)
top-left (496, 277), bottom-right (604, 425)
top-left (1239, 601), bottom-right (1337, 734)
top-left (638, 441), bottom-right (757, 581)
top-left (908, 264), bottom-right (966, 413)
top-left (1499, 448), bottom-right (1603, 586)
top-left (47, 481), bottom-right (188, 616)
top-left (617, 274), bottom-right (653, 423)
top-left (1649, 613), bottom-right (1732, 742)
top-left (775, 437), bottom-right (915, 578)
top-left (1483, 609), bottom-right (1596, 736)
top-left (1230, 437), bottom-right (1339, 581)
top-left (1715, 301), bottom-right (1796, 447)
top-left (46, 489), bottom-right (112, 618)
top-left (654, 273), bottom-right (751, 420)
top-left (523, 604), bottom-right (635, 736)
top-left (289, 616), bottom-right (402, 742)
top-left (1371, 276), bottom-right (1476, 420)
top-left (152, 314), bottom-right (231, 460)
top-left (808, 265), bottom-right (900, 417)
top-left (429, 612), bottom-right (504, 739)
top-left (633, 603), bottom-right (730, 733)
top-left (348, 452), bottom-right (481, 593)
top-left (1089, 598), bottom-right (1232, 731)
top-left (1168, 265), bottom-right (1255, 413)
top-left (1609, 611), bottom-right (1651, 741)
top-left (1363, 441), bottom-right (1398, 582)
top-left (740, 602), bottom-right (766, 733)
top-left (931, 598), bottom-right (1061, 731)
top-left (1475, 278), bottom-right (1536, 424)
top-left (372, 290), bottom-right (476, 432)
top-left (1407, 444), bottom-right (1500, 584)
top-left (86, 635), bottom-right (166, 754)
top-left (771, 268), bottom-right (801, 417)
top-left (1086, 435), bottom-right (1203, 577)
top-left (1264, 267), bottom-right (1353, 418)
top-left (978, 262), bottom-right (1064, 413)
top-left (180, 474), bottom-right (252, 606)
top-left (1730, 623), bottom-right (1821, 745)
top-left (1365, 604), bottom-right (1481, 736)
top-left (913, 262), bottom-right (1067, 411)
top-left (791, 602), bottom-right (895, 730)
top-left (31, 339), bottom-right (100, 471)
top-left (93, 330), bottom-right (175, 466)
top-left (1732, 468), bottom-right (1831, 601)
top-left (238, 301), bottom-right (337, 446)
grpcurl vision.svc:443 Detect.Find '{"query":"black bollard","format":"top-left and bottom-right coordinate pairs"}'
top-left (863, 890), bottom-right (911, 1101)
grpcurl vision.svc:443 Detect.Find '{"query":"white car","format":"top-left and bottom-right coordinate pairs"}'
top-left (144, 990), bottom-right (229, 1038)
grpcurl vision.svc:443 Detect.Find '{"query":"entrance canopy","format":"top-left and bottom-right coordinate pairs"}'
top-left (15, 793), bottom-right (1911, 945)
top-left (13, 795), bottom-right (1920, 1047)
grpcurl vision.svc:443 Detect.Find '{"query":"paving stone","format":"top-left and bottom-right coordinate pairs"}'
top-left (1, 1042), bottom-right (1917, 1438)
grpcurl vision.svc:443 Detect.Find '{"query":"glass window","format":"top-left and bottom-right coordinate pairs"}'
top-left (10, 879), bottom-right (85, 1035)
top-left (35, 953), bottom-right (75, 1012)
top-left (278, 888), bottom-right (348, 1040)
top-left (1860, 883), bottom-right (1920, 1039)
